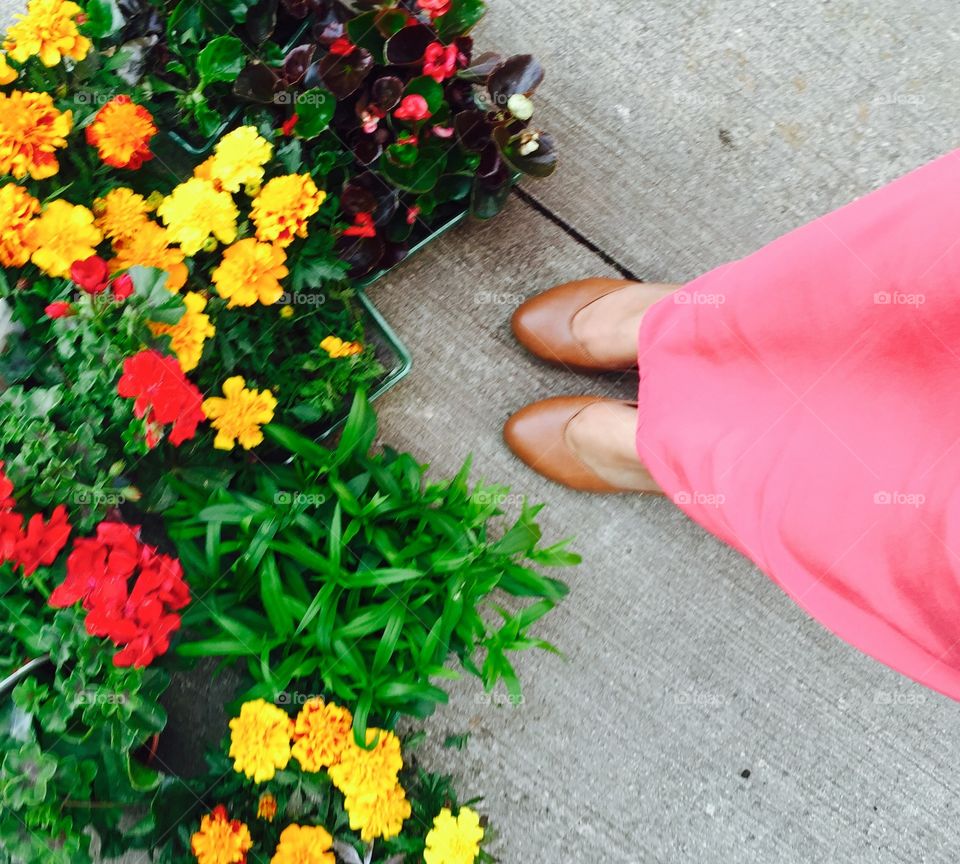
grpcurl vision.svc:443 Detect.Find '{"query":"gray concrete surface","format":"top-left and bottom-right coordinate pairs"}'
top-left (7, 0), bottom-right (960, 861)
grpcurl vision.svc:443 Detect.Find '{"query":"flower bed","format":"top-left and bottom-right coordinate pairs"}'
top-left (0, 0), bottom-right (568, 861)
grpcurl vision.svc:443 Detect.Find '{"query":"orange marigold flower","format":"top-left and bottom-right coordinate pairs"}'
top-left (190, 805), bottom-right (252, 864)
top-left (319, 335), bottom-right (363, 358)
top-left (257, 792), bottom-right (278, 822)
top-left (85, 95), bottom-right (157, 170)
top-left (270, 824), bottom-right (335, 864)
top-left (24, 199), bottom-right (101, 278)
top-left (0, 183), bottom-right (39, 267)
top-left (94, 187), bottom-right (151, 242)
top-left (291, 698), bottom-right (353, 772)
top-left (0, 90), bottom-right (71, 179)
top-left (211, 238), bottom-right (288, 308)
top-left (110, 220), bottom-right (188, 293)
top-left (251, 173), bottom-right (326, 247)
top-left (4, 0), bottom-right (90, 67)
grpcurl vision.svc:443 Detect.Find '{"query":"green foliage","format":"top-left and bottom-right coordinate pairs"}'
top-left (0, 566), bottom-right (168, 863)
top-left (165, 394), bottom-right (574, 738)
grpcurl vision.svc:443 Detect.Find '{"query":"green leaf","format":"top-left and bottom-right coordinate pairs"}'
top-left (261, 553), bottom-right (294, 636)
top-left (83, 0), bottom-right (124, 38)
top-left (435, 0), bottom-right (487, 41)
top-left (294, 88), bottom-right (336, 139)
top-left (198, 35), bottom-right (246, 90)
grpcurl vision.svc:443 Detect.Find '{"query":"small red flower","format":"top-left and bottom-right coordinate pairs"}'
top-left (432, 125), bottom-right (455, 139)
top-left (343, 212), bottom-right (377, 239)
top-left (111, 273), bottom-right (134, 301)
top-left (117, 350), bottom-right (206, 447)
top-left (394, 94), bottom-right (431, 122)
top-left (396, 134), bottom-right (418, 147)
top-left (423, 42), bottom-right (460, 83)
top-left (417, 0), bottom-right (451, 19)
top-left (44, 301), bottom-right (73, 319)
top-left (406, 206), bottom-right (421, 226)
top-left (329, 37), bottom-right (354, 56)
top-left (71, 255), bottom-right (110, 295)
top-left (281, 113), bottom-right (299, 137)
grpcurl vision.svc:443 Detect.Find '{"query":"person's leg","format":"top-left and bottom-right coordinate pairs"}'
top-left (570, 282), bottom-right (681, 368)
top-left (565, 401), bottom-right (663, 493)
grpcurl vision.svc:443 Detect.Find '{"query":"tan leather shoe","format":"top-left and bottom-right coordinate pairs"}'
top-left (503, 396), bottom-right (638, 493)
top-left (511, 277), bottom-right (640, 373)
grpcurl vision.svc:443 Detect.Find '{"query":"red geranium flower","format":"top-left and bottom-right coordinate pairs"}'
top-left (71, 255), bottom-right (110, 295)
top-left (117, 350), bottom-right (206, 447)
top-left (0, 466), bottom-right (72, 576)
top-left (50, 521), bottom-right (190, 668)
top-left (394, 94), bottom-right (431, 122)
top-left (0, 462), bottom-right (14, 511)
top-left (15, 506), bottom-right (71, 576)
top-left (417, 0), bottom-right (451, 19)
top-left (423, 42), bottom-right (461, 82)
top-left (343, 212), bottom-right (377, 238)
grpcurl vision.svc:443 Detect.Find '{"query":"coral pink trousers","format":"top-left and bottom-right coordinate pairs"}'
top-left (636, 149), bottom-right (960, 700)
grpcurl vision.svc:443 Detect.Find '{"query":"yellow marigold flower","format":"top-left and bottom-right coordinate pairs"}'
top-left (149, 292), bottom-right (215, 373)
top-left (257, 792), bottom-right (278, 822)
top-left (157, 177), bottom-right (238, 256)
top-left (228, 699), bottom-right (292, 782)
top-left (270, 824), bottom-right (335, 864)
top-left (190, 805), bottom-right (252, 864)
top-left (211, 238), bottom-right (288, 308)
top-left (203, 376), bottom-right (277, 451)
top-left (291, 698), bottom-right (353, 772)
top-left (423, 807), bottom-right (485, 864)
top-left (251, 173), bottom-right (326, 247)
top-left (24, 200), bottom-right (101, 278)
top-left (0, 89), bottom-right (71, 179)
top-left (3, 0), bottom-right (90, 67)
top-left (85, 95), bottom-right (157, 170)
top-left (320, 335), bottom-right (363, 358)
top-left (94, 187), bottom-right (151, 242)
top-left (0, 183), bottom-right (39, 267)
top-left (0, 53), bottom-right (18, 84)
top-left (110, 220), bottom-right (187, 292)
top-left (328, 728), bottom-right (403, 798)
top-left (345, 783), bottom-right (411, 842)
top-left (209, 125), bottom-right (273, 193)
